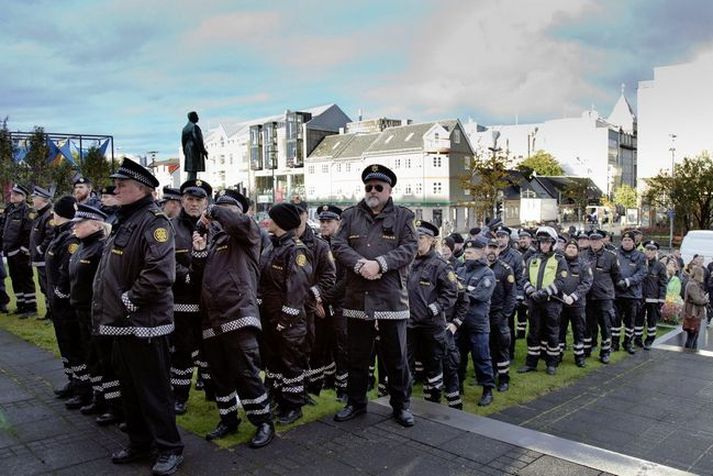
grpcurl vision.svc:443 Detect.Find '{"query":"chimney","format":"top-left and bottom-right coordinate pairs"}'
top-left (358, 109), bottom-right (363, 121)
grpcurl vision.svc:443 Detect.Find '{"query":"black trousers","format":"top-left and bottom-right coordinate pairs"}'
top-left (526, 300), bottom-right (562, 368)
top-left (637, 302), bottom-right (661, 343)
top-left (97, 335), bottom-right (122, 411)
top-left (584, 299), bottom-right (614, 357)
top-left (407, 326), bottom-right (446, 402)
top-left (442, 330), bottom-right (461, 407)
top-left (558, 305), bottom-right (586, 363)
top-left (490, 312), bottom-right (512, 384)
top-left (49, 297), bottom-right (90, 393)
top-left (616, 299), bottom-right (639, 346)
top-left (76, 309), bottom-right (104, 396)
top-left (331, 309), bottom-right (348, 395)
top-left (170, 312), bottom-right (202, 404)
top-left (7, 252), bottom-right (36, 312)
top-left (305, 311), bottom-right (333, 395)
top-left (203, 328), bottom-right (271, 428)
top-left (263, 318), bottom-right (307, 411)
top-left (347, 318), bottom-right (411, 411)
top-left (34, 266), bottom-right (50, 318)
top-left (112, 335), bottom-right (183, 455)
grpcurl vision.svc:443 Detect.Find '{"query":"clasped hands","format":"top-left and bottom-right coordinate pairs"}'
top-left (357, 258), bottom-right (382, 280)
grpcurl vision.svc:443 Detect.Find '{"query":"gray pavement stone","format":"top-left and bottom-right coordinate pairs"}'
top-left (437, 432), bottom-right (517, 464)
top-left (517, 455), bottom-right (601, 476)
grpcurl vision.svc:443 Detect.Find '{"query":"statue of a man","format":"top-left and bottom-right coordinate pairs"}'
top-left (182, 111), bottom-right (208, 180)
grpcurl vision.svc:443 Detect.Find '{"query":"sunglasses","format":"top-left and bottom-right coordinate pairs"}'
top-left (365, 184), bottom-right (384, 193)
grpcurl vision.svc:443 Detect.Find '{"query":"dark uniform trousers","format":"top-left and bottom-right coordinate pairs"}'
top-left (76, 310), bottom-right (105, 399)
top-left (584, 299), bottom-right (614, 357)
top-left (456, 322), bottom-right (496, 389)
top-left (490, 312), bottom-right (512, 384)
top-left (203, 328), bottom-right (271, 428)
top-left (616, 299), bottom-right (639, 347)
top-left (442, 331), bottom-right (462, 408)
top-left (407, 326), bottom-right (446, 402)
top-left (112, 335), bottom-right (183, 454)
top-left (8, 252), bottom-right (36, 312)
top-left (331, 308), bottom-right (349, 395)
top-left (35, 266), bottom-right (50, 319)
top-left (368, 335), bottom-right (389, 395)
top-left (348, 318), bottom-right (411, 411)
top-left (525, 301), bottom-right (561, 368)
top-left (170, 310), bottom-right (203, 404)
top-left (50, 297), bottom-right (90, 393)
top-left (262, 317), bottom-right (307, 411)
top-left (637, 302), bottom-right (661, 345)
top-left (558, 305), bottom-right (586, 364)
top-left (509, 301), bottom-right (527, 361)
top-left (305, 310), bottom-right (334, 395)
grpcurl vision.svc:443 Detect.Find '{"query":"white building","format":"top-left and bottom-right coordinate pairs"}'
top-left (637, 55), bottom-right (713, 184)
top-left (147, 157), bottom-right (181, 192)
top-left (464, 88), bottom-right (637, 196)
top-left (306, 119), bottom-right (474, 233)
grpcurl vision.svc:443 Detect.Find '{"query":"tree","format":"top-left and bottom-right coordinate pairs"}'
top-left (516, 150), bottom-right (564, 176)
top-left (613, 184), bottom-right (637, 209)
top-left (460, 152), bottom-right (511, 223)
top-left (14, 126), bottom-right (54, 188)
top-left (643, 152), bottom-right (713, 232)
top-left (0, 117), bottom-right (15, 194)
top-left (76, 146), bottom-right (113, 190)
top-left (562, 179), bottom-right (592, 221)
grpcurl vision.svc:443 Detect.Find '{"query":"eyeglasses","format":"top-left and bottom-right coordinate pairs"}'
top-left (365, 184), bottom-right (384, 193)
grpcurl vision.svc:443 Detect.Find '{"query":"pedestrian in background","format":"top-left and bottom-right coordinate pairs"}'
top-left (683, 266), bottom-right (709, 349)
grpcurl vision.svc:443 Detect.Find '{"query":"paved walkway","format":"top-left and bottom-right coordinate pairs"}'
top-left (0, 326), bottom-right (699, 475)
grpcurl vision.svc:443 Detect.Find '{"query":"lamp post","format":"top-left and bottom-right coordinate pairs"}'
top-left (487, 130), bottom-right (502, 220)
top-left (668, 133), bottom-right (677, 250)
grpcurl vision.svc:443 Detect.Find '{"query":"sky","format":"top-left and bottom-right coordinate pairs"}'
top-left (2, 0), bottom-right (713, 159)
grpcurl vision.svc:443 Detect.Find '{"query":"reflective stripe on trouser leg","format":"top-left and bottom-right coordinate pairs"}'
top-left (445, 390), bottom-right (462, 408)
top-left (215, 391), bottom-right (239, 421)
top-left (335, 372), bottom-right (348, 391)
top-left (102, 379), bottom-right (122, 402)
top-left (90, 375), bottom-right (103, 394)
top-left (170, 366), bottom-right (194, 400)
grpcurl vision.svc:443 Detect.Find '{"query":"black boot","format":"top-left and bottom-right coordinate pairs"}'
top-left (478, 387), bottom-right (493, 406)
top-left (54, 381), bottom-right (75, 399)
top-left (80, 392), bottom-right (107, 415)
top-left (611, 337), bottom-right (620, 352)
top-left (249, 422), bottom-right (275, 448)
top-left (206, 420), bottom-right (239, 441)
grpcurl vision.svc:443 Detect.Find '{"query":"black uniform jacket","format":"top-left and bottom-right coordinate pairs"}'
top-left (29, 203), bottom-right (54, 266)
top-left (582, 247), bottom-right (621, 301)
top-left (561, 255), bottom-right (593, 307)
top-left (407, 250), bottom-right (458, 329)
top-left (332, 198), bottom-right (417, 320)
top-left (320, 235), bottom-right (347, 313)
top-left (300, 226), bottom-right (336, 306)
top-left (171, 210), bottom-right (203, 311)
top-left (615, 247), bottom-right (647, 300)
top-left (45, 222), bottom-right (79, 308)
top-left (446, 274), bottom-right (470, 328)
top-left (643, 258), bottom-right (668, 303)
top-left (499, 246), bottom-right (525, 300)
top-left (69, 230), bottom-right (104, 312)
top-left (92, 196), bottom-right (176, 338)
top-left (457, 258), bottom-right (496, 333)
top-left (2, 202), bottom-right (33, 256)
top-left (191, 206), bottom-right (262, 338)
top-left (488, 259), bottom-right (517, 317)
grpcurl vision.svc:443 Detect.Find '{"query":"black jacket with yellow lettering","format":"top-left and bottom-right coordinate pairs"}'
top-left (29, 203), bottom-right (54, 266)
top-left (259, 231), bottom-right (312, 328)
top-left (407, 250), bottom-right (458, 329)
top-left (191, 205), bottom-right (262, 338)
top-left (300, 226), bottom-right (336, 309)
top-left (69, 230), bottom-right (105, 313)
top-left (91, 196), bottom-right (176, 338)
top-left (488, 258), bottom-right (517, 317)
top-left (171, 210), bottom-right (203, 311)
top-left (332, 198), bottom-right (417, 320)
top-left (2, 201), bottom-right (33, 256)
top-left (45, 222), bottom-right (80, 310)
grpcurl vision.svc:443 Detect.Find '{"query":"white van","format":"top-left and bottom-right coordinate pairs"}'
top-left (679, 230), bottom-right (713, 266)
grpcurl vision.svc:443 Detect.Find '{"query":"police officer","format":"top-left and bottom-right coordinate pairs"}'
top-left (485, 238), bottom-right (516, 391)
top-left (614, 231), bottom-right (646, 354)
top-left (29, 185), bottom-right (55, 321)
top-left (514, 229), bottom-right (536, 340)
top-left (191, 189), bottom-right (274, 448)
top-left (170, 179), bottom-right (213, 415)
top-left (294, 202), bottom-right (336, 400)
top-left (456, 237), bottom-right (497, 406)
top-left (494, 226), bottom-right (525, 362)
top-left (2, 184), bottom-right (37, 317)
top-left (444, 270), bottom-right (469, 408)
top-left (73, 176), bottom-right (102, 208)
top-left (161, 186), bottom-right (182, 219)
top-left (333, 164), bottom-right (417, 427)
top-left (260, 203), bottom-right (311, 426)
top-left (92, 158), bottom-right (183, 474)
top-left (317, 205), bottom-right (348, 401)
top-left (638, 240), bottom-right (668, 350)
top-left (407, 220), bottom-right (457, 404)
top-left (519, 227), bottom-right (568, 375)
top-left (558, 238), bottom-right (593, 367)
top-left (100, 185), bottom-right (120, 223)
top-left (581, 229), bottom-right (622, 364)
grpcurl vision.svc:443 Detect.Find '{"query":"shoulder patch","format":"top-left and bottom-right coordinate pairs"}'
top-left (448, 271), bottom-right (456, 282)
top-left (28, 211), bottom-right (37, 220)
top-left (561, 270), bottom-right (568, 278)
top-left (507, 274), bottom-right (515, 283)
top-left (483, 277), bottom-right (491, 288)
top-left (153, 227), bottom-right (169, 243)
top-left (68, 243), bottom-right (79, 254)
top-left (296, 253), bottom-right (307, 267)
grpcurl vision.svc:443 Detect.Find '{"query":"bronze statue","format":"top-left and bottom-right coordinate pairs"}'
top-left (182, 111), bottom-right (208, 180)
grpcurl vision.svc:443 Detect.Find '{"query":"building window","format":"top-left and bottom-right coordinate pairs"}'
top-left (308, 186), bottom-right (316, 197)
top-left (453, 129), bottom-right (461, 144)
top-left (433, 156), bottom-right (442, 167)
top-left (394, 158), bottom-right (401, 168)
top-left (405, 183), bottom-right (412, 195)
top-left (345, 163), bottom-right (351, 172)
top-left (322, 164), bottom-right (329, 173)
top-left (433, 182), bottom-right (442, 194)
top-left (415, 183), bottom-right (422, 196)
top-left (336, 163), bottom-right (342, 173)
top-left (405, 158), bottom-right (411, 168)
top-left (307, 165), bottom-right (315, 174)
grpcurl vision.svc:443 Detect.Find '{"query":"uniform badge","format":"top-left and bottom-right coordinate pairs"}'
top-left (415, 220), bottom-right (421, 227)
top-left (483, 278), bottom-right (491, 288)
top-left (560, 270), bottom-right (568, 278)
top-left (28, 211), bottom-right (37, 220)
top-left (448, 271), bottom-right (456, 282)
top-left (153, 227), bottom-right (169, 243)
top-left (196, 180), bottom-right (202, 186)
top-left (507, 274), bottom-right (515, 283)
top-left (322, 205), bottom-right (329, 211)
top-left (371, 165), bottom-right (379, 172)
top-left (296, 253), bottom-right (307, 267)
top-left (68, 243), bottom-right (79, 254)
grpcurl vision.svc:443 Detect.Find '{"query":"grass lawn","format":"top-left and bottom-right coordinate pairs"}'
top-left (0, 269), bottom-right (679, 446)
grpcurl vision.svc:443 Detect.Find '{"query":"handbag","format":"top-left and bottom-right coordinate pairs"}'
top-left (682, 286), bottom-right (702, 332)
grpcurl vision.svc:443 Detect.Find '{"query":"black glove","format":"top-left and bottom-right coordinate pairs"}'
top-left (532, 290), bottom-right (548, 303)
top-left (616, 279), bottom-right (627, 289)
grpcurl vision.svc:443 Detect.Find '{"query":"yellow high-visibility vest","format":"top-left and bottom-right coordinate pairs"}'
top-left (529, 255), bottom-right (559, 290)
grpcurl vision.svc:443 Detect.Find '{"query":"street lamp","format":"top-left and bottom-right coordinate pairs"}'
top-left (668, 133), bottom-right (677, 250)
top-left (487, 130), bottom-right (502, 219)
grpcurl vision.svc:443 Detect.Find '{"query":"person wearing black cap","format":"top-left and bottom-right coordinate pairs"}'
top-left (294, 202), bottom-right (336, 401)
top-left (189, 188), bottom-right (275, 447)
top-left (514, 229), bottom-right (537, 340)
top-left (92, 158), bottom-right (183, 474)
top-left (29, 185), bottom-right (55, 320)
top-left (168, 179), bottom-right (213, 416)
top-left (638, 241), bottom-right (667, 350)
top-left (455, 236), bottom-right (497, 406)
top-left (318, 204), bottom-right (348, 400)
top-left (468, 227), bottom-right (481, 240)
top-left (182, 111), bottom-right (208, 181)
top-left (100, 185), bottom-right (119, 222)
top-left (406, 220), bottom-right (457, 406)
top-left (68, 204), bottom-right (119, 421)
top-left (558, 238), bottom-right (593, 367)
top-left (494, 225), bottom-right (526, 363)
top-left (259, 202), bottom-right (312, 426)
top-left (443, 265), bottom-right (469, 408)
top-left (2, 184), bottom-right (37, 317)
top-left (45, 196), bottom-right (91, 409)
top-left (581, 228), bottom-right (622, 364)
top-left (484, 238), bottom-right (516, 393)
top-left (448, 232), bottom-right (465, 261)
top-left (614, 231), bottom-right (646, 354)
top-left (332, 163), bottom-right (417, 427)
top-left (161, 187), bottom-right (182, 219)
top-left (73, 176), bottom-right (102, 209)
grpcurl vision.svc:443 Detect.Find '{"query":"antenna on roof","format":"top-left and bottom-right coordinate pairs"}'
top-left (358, 109), bottom-right (363, 121)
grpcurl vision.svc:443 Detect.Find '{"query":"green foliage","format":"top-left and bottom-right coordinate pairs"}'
top-left (76, 146), bottom-right (113, 190)
top-left (460, 152), bottom-right (511, 222)
top-left (644, 152), bottom-right (713, 231)
top-left (516, 150), bottom-right (564, 176)
top-left (613, 183), bottom-right (637, 209)
top-left (0, 117), bottom-right (15, 191)
top-left (562, 179), bottom-right (591, 220)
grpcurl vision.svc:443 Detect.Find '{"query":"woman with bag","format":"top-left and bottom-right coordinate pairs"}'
top-left (683, 266), bottom-right (709, 349)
